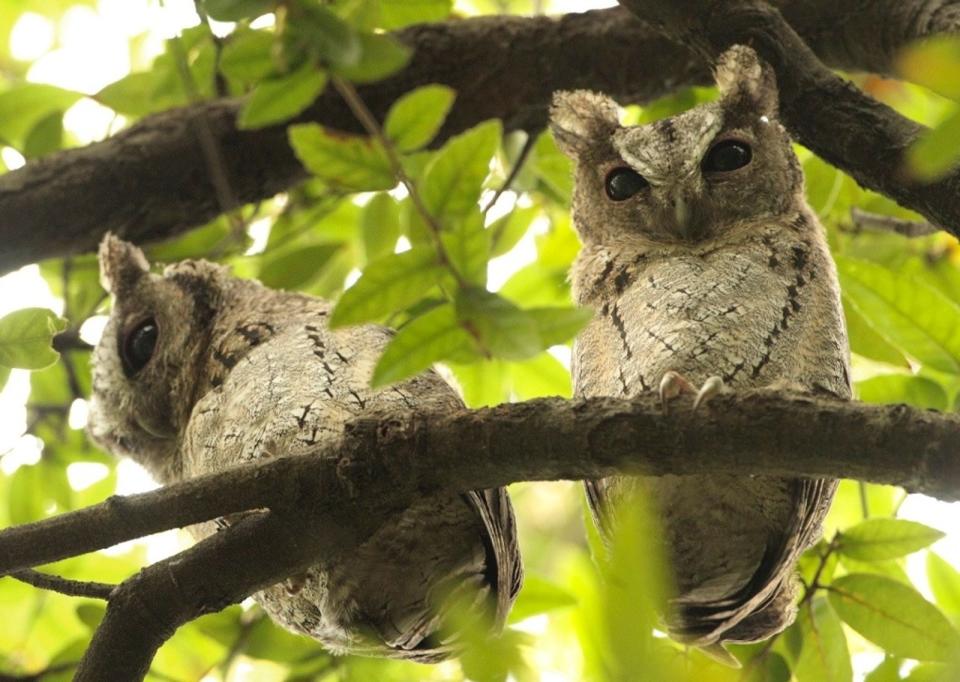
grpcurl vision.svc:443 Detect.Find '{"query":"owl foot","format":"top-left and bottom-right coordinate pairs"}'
top-left (692, 375), bottom-right (726, 410)
top-left (659, 371), bottom-right (696, 414)
top-left (658, 372), bottom-right (727, 413)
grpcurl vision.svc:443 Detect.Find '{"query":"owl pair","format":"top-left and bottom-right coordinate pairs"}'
top-left (89, 46), bottom-right (848, 662)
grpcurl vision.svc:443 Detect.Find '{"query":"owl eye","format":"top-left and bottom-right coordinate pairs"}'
top-left (121, 318), bottom-right (158, 377)
top-left (702, 140), bottom-right (752, 173)
top-left (605, 167), bottom-right (649, 201)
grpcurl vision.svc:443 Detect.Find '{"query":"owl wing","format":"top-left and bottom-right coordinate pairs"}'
top-left (466, 487), bottom-right (524, 628)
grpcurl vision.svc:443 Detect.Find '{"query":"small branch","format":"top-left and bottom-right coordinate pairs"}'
top-left (849, 207), bottom-right (939, 238)
top-left (483, 132), bottom-right (537, 217)
top-left (10, 569), bottom-right (115, 600)
top-left (331, 77), bottom-right (468, 288)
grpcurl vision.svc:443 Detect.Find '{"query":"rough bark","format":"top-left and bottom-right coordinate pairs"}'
top-left (1, 1), bottom-right (959, 274)
top-left (1, 391), bottom-right (957, 679)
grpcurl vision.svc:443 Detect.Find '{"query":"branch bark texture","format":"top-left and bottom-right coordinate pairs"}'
top-left (1, 1), bottom-right (959, 273)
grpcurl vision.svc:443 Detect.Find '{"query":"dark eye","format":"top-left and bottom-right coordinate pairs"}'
top-left (702, 140), bottom-right (752, 173)
top-left (605, 167), bottom-right (649, 201)
top-left (121, 318), bottom-right (158, 377)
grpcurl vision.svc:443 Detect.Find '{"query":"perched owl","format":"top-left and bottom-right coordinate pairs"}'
top-left (87, 235), bottom-right (522, 661)
top-left (551, 46), bottom-right (850, 658)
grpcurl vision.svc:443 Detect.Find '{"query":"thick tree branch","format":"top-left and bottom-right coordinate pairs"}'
top-left (617, 0), bottom-right (960, 235)
top-left (0, 391), bottom-right (955, 679)
top-left (1, 1), bottom-right (958, 274)
top-left (2, 391), bottom-right (958, 579)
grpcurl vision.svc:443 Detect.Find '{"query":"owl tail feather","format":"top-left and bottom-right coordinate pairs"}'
top-left (698, 642), bottom-right (741, 668)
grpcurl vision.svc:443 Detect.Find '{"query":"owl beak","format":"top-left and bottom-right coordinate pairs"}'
top-left (669, 186), bottom-right (708, 242)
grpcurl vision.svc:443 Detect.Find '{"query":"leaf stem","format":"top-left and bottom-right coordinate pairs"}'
top-left (330, 77), bottom-right (468, 289)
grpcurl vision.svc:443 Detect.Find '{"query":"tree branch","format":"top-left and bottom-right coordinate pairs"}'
top-left (0, 391), bottom-right (955, 679)
top-left (1, 1), bottom-right (958, 274)
top-left (9, 568), bottom-right (115, 600)
top-left (617, 0), bottom-right (960, 235)
top-left (2, 391), bottom-right (958, 579)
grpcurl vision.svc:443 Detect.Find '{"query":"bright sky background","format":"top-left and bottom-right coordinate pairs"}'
top-left (1, 1), bottom-right (958, 680)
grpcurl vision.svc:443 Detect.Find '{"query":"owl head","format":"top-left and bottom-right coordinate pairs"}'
top-left (550, 45), bottom-right (802, 246)
top-left (88, 235), bottom-right (234, 482)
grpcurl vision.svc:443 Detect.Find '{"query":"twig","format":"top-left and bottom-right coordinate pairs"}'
top-left (330, 77), bottom-right (469, 289)
top-left (10, 569), bottom-right (115, 600)
top-left (482, 132), bottom-right (537, 217)
top-left (848, 208), bottom-right (938, 238)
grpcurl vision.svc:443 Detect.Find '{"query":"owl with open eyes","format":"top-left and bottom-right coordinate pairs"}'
top-left (551, 45), bottom-right (850, 659)
top-left (87, 235), bottom-right (522, 661)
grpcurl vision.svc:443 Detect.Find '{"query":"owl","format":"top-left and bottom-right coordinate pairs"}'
top-left (87, 235), bottom-right (522, 661)
top-left (550, 45), bottom-right (850, 659)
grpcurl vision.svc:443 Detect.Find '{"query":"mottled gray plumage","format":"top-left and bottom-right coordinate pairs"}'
top-left (551, 46), bottom-right (850, 655)
top-left (87, 236), bottom-right (522, 661)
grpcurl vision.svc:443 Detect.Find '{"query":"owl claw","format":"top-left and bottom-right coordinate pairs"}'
top-left (659, 371), bottom-right (696, 414)
top-left (693, 376), bottom-right (726, 410)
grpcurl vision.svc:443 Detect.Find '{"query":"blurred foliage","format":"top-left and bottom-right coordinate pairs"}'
top-left (3, 0), bottom-right (960, 680)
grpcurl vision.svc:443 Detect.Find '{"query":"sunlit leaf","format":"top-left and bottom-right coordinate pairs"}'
top-left (372, 303), bottom-right (475, 386)
top-left (442, 210), bottom-right (490, 285)
top-left (896, 37), bottom-right (960, 101)
top-left (238, 63), bottom-right (327, 129)
top-left (421, 120), bottom-right (502, 227)
top-left (510, 352), bottom-right (571, 400)
top-left (856, 374), bottom-right (948, 410)
top-left (385, 84), bottom-right (456, 152)
top-left (907, 107), bottom-right (960, 180)
top-left (526, 306), bottom-right (593, 348)
top-left (361, 193), bottom-right (401, 263)
top-left (828, 573), bottom-right (960, 660)
top-left (837, 518), bottom-right (945, 561)
top-left (837, 256), bottom-right (960, 374)
top-left (455, 288), bottom-right (541, 360)
top-left (219, 28), bottom-right (275, 83)
top-left (489, 206), bottom-right (538, 257)
top-left (509, 575), bottom-right (577, 624)
top-left (330, 248), bottom-right (442, 327)
top-left (844, 298), bottom-right (909, 368)
top-left (289, 123), bottom-right (395, 190)
top-left (258, 243), bottom-right (343, 290)
top-left (928, 552), bottom-right (960, 619)
top-left (0, 307), bottom-right (67, 370)
top-left (0, 83), bottom-right (81, 150)
top-left (379, 0), bottom-right (453, 28)
top-left (794, 596), bottom-right (853, 682)
top-left (285, 1), bottom-right (361, 69)
top-left (864, 657), bottom-right (904, 682)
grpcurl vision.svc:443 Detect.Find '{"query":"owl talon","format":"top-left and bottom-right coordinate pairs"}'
top-left (693, 376), bottom-right (726, 410)
top-left (659, 371), bottom-right (696, 414)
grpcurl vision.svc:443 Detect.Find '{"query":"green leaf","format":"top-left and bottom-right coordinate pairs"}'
top-left (897, 37), bottom-right (960, 101)
top-left (0, 307), bottom-right (67, 370)
top-left (907, 107), bottom-right (960, 180)
top-left (865, 658), bottom-right (904, 682)
top-left (23, 111), bottom-right (65, 159)
top-left (828, 573), bottom-right (960, 661)
top-left (371, 303), bottom-right (475, 386)
top-left (837, 256), bottom-right (960, 374)
top-left (927, 552), bottom-right (960, 618)
top-left (844, 296), bottom-right (908, 367)
top-left (508, 575), bottom-right (578, 623)
top-left (449, 359), bottom-right (510, 407)
top-left (258, 244), bottom-right (342, 290)
top-left (334, 32), bottom-right (411, 83)
top-left (837, 519), bottom-right (945, 561)
top-left (379, 0), bottom-right (452, 28)
top-left (360, 193), bottom-right (401, 263)
top-left (286, 2), bottom-right (361, 69)
top-left (330, 248), bottom-right (442, 327)
top-left (421, 120), bottom-right (502, 227)
top-left (385, 84), bottom-right (456, 152)
top-left (510, 352), bottom-right (572, 400)
top-left (243, 617), bottom-right (329, 663)
top-left (219, 29), bottom-right (275, 84)
top-left (456, 288), bottom-right (541, 360)
top-left (289, 123), bottom-right (395, 191)
top-left (442, 210), bottom-right (490, 286)
top-left (96, 72), bottom-right (164, 117)
top-left (856, 374), bottom-right (948, 411)
top-left (202, 0), bottom-right (274, 21)
top-left (794, 597), bottom-right (853, 682)
top-left (238, 63), bottom-right (327, 129)
top-left (489, 206), bottom-right (538, 258)
top-left (76, 604), bottom-right (106, 631)
top-left (0, 84), bottom-right (82, 150)
top-left (9, 465), bottom-right (46, 524)
top-left (526, 306), bottom-right (593, 348)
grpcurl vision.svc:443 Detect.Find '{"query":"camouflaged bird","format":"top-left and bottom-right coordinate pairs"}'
top-left (87, 235), bottom-right (522, 661)
top-left (550, 45), bottom-right (850, 660)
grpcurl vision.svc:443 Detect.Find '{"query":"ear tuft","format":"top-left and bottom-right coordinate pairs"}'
top-left (99, 233), bottom-right (150, 295)
top-left (549, 90), bottom-right (620, 158)
top-left (714, 45), bottom-right (778, 115)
